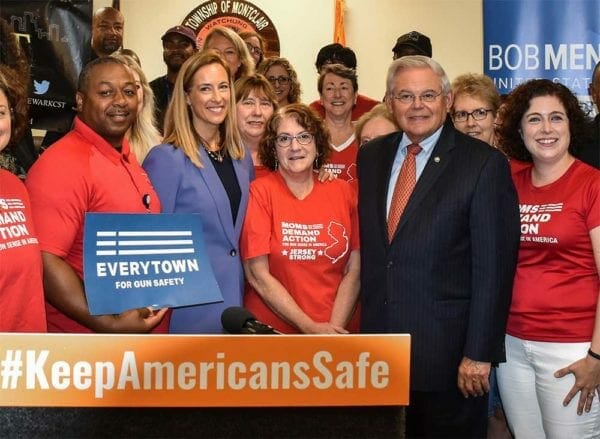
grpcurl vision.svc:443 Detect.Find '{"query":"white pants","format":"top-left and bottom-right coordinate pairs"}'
top-left (497, 334), bottom-right (600, 439)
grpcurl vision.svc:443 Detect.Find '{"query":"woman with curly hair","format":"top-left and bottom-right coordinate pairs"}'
top-left (241, 104), bottom-right (360, 334)
top-left (495, 79), bottom-right (600, 438)
top-left (0, 68), bottom-right (47, 332)
top-left (258, 57), bottom-right (301, 107)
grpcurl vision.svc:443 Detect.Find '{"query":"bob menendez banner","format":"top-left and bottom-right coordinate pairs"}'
top-left (484, 0), bottom-right (600, 108)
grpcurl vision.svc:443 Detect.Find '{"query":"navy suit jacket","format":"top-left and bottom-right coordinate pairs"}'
top-left (579, 115), bottom-right (600, 169)
top-left (143, 144), bottom-right (254, 333)
top-left (357, 120), bottom-right (520, 391)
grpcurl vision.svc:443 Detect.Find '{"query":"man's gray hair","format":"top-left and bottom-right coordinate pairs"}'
top-left (386, 55), bottom-right (451, 96)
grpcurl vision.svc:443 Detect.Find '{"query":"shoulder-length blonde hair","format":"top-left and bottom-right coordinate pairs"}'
top-left (204, 26), bottom-right (255, 81)
top-left (163, 50), bottom-right (244, 168)
top-left (111, 53), bottom-right (161, 162)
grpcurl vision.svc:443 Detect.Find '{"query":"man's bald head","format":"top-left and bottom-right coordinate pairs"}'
top-left (91, 7), bottom-right (124, 57)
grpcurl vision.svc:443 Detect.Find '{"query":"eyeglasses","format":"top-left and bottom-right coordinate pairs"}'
top-left (452, 108), bottom-right (493, 123)
top-left (275, 132), bottom-right (314, 148)
top-left (268, 76), bottom-right (290, 86)
top-left (390, 91), bottom-right (442, 104)
top-left (246, 44), bottom-right (262, 56)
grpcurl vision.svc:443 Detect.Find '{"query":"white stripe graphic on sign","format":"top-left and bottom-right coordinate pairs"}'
top-left (118, 239), bottom-right (194, 246)
top-left (118, 248), bottom-right (195, 255)
top-left (118, 231), bottom-right (192, 237)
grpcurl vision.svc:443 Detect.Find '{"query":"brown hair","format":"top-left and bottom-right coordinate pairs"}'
top-left (238, 30), bottom-right (265, 66)
top-left (234, 73), bottom-right (277, 107)
top-left (496, 79), bottom-right (589, 162)
top-left (259, 104), bottom-right (331, 171)
top-left (0, 66), bottom-right (28, 147)
top-left (317, 63), bottom-right (358, 94)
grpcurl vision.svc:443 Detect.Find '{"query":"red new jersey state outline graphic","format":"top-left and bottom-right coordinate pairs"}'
top-left (324, 221), bottom-right (349, 263)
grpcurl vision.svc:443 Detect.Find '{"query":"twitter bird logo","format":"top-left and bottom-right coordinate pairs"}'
top-left (33, 80), bottom-right (50, 95)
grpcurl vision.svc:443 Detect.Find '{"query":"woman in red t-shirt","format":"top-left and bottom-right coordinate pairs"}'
top-left (0, 68), bottom-right (47, 332)
top-left (495, 79), bottom-right (600, 438)
top-left (241, 104), bottom-right (360, 334)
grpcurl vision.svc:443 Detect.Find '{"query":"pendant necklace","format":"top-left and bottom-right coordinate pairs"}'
top-left (203, 144), bottom-right (223, 162)
top-left (201, 134), bottom-right (223, 162)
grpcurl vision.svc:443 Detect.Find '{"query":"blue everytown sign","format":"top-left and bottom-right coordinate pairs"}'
top-left (83, 213), bottom-right (223, 315)
top-left (484, 0), bottom-right (600, 98)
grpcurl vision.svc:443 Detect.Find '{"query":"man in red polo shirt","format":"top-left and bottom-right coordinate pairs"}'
top-left (26, 57), bottom-right (168, 333)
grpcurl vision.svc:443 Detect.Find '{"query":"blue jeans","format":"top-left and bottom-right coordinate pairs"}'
top-left (488, 367), bottom-right (502, 417)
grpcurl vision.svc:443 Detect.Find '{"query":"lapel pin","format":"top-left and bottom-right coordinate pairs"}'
top-left (434, 156), bottom-right (441, 163)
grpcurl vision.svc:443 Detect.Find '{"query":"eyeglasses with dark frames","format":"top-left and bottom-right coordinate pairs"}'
top-left (245, 43), bottom-right (262, 56)
top-left (452, 108), bottom-right (493, 122)
top-left (268, 75), bottom-right (290, 86)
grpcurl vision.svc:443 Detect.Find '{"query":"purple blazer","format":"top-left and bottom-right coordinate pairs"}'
top-left (143, 143), bottom-right (253, 333)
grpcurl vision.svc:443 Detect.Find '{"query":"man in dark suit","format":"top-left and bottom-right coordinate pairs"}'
top-left (357, 56), bottom-right (520, 437)
top-left (581, 60), bottom-right (600, 168)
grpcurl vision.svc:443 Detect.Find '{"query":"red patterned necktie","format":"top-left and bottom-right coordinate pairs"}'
top-left (387, 143), bottom-right (422, 241)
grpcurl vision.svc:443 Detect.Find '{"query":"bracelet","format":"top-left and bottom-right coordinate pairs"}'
top-left (588, 348), bottom-right (600, 361)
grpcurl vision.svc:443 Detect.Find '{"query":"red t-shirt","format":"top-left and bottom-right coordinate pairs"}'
top-left (309, 94), bottom-right (379, 122)
top-left (26, 117), bottom-right (169, 333)
top-left (0, 170), bottom-right (47, 332)
top-left (241, 172), bottom-right (360, 333)
top-left (507, 160), bottom-right (600, 341)
top-left (323, 135), bottom-right (358, 183)
top-left (254, 164), bottom-right (272, 180)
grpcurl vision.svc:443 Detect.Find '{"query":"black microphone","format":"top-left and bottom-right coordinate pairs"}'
top-left (221, 306), bottom-right (281, 334)
top-left (142, 194), bottom-right (151, 210)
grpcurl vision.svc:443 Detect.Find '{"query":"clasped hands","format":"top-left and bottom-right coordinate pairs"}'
top-left (457, 356), bottom-right (491, 398)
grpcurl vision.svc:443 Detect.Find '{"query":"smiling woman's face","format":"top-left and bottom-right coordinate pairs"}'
top-left (452, 94), bottom-right (495, 145)
top-left (275, 116), bottom-right (317, 179)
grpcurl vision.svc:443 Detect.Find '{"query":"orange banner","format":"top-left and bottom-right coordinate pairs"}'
top-left (0, 334), bottom-right (410, 407)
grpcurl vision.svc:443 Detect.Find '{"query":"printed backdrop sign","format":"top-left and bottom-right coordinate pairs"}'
top-left (181, 0), bottom-right (280, 56)
top-left (484, 0), bottom-right (600, 109)
top-left (0, 1), bottom-right (92, 131)
top-left (83, 213), bottom-right (223, 315)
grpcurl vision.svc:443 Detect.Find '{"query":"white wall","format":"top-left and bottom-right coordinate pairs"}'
top-left (95, 0), bottom-right (484, 103)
